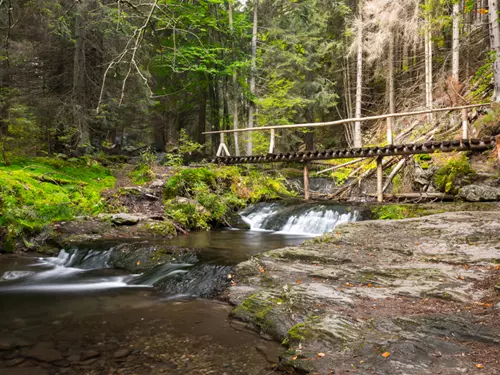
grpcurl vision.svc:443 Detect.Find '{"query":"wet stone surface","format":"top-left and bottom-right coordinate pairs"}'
top-left (229, 211), bottom-right (500, 374)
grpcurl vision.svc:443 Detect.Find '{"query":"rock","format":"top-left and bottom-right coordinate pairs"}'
top-left (80, 350), bottom-right (100, 361)
top-left (2, 368), bottom-right (49, 375)
top-left (226, 211), bottom-right (251, 230)
top-left (149, 179), bottom-right (165, 189)
top-left (457, 184), bottom-right (500, 202)
top-left (79, 358), bottom-right (98, 366)
top-left (21, 342), bottom-right (64, 363)
top-left (102, 213), bottom-right (146, 225)
top-left (6, 357), bottom-right (25, 366)
top-left (171, 197), bottom-right (208, 214)
top-left (0, 336), bottom-right (17, 350)
top-left (66, 354), bottom-right (80, 362)
top-left (113, 348), bottom-right (132, 358)
top-left (0, 336), bottom-right (32, 350)
top-left (230, 211), bottom-right (500, 374)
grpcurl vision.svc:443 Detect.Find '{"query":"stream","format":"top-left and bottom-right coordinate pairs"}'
top-left (0, 202), bottom-right (366, 375)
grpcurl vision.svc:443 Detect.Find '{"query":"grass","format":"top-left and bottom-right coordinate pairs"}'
top-left (0, 157), bottom-right (115, 251)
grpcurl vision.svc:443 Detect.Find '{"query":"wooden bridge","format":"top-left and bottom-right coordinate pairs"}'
top-left (204, 103), bottom-right (497, 202)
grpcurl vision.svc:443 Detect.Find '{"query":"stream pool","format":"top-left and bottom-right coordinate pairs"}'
top-left (0, 203), bottom-right (366, 374)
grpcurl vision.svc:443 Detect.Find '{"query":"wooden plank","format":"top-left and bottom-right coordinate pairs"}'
top-left (203, 103), bottom-right (490, 135)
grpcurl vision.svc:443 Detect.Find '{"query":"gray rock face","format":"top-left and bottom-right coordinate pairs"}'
top-left (98, 213), bottom-right (148, 225)
top-left (229, 211), bottom-right (500, 374)
top-left (457, 184), bottom-right (500, 202)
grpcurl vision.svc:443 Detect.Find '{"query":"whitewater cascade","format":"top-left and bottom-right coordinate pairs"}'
top-left (241, 202), bottom-right (361, 235)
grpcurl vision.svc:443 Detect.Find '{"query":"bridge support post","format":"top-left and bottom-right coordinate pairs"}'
top-left (269, 129), bottom-right (275, 154)
top-left (304, 163), bottom-right (310, 201)
top-left (377, 156), bottom-right (383, 203)
top-left (462, 108), bottom-right (469, 140)
top-left (387, 118), bottom-right (393, 145)
top-left (216, 133), bottom-right (230, 157)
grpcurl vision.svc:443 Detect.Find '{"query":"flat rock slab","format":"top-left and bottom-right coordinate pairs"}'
top-left (21, 342), bottom-right (63, 363)
top-left (230, 211), bottom-right (500, 374)
top-left (113, 348), bottom-right (132, 358)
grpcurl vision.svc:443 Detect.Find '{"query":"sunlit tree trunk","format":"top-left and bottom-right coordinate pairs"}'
top-left (489, 0), bottom-right (500, 101)
top-left (424, 12), bottom-right (433, 121)
top-left (354, 5), bottom-right (363, 148)
top-left (388, 32), bottom-right (395, 136)
top-left (247, 0), bottom-right (258, 156)
top-left (73, 1), bottom-right (90, 149)
top-left (228, 2), bottom-right (240, 156)
top-left (452, 1), bottom-right (460, 83)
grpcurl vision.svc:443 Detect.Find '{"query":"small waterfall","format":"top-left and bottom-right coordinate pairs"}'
top-left (1, 246), bottom-right (231, 298)
top-left (241, 202), bottom-right (362, 235)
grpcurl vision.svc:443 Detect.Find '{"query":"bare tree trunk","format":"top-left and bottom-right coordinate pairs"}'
top-left (354, 3), bottom-right (363, 148)
top-left (73, 1), bottom-right (90, 149)
top-left (489, 0), bottom-right (500, 101)
top-left (452, 2), bottom-right (460, 82)
top-left (424, 13), bottom-right (433, 121)
top-left (247, 0), bottom-right (258, 156)
top-left (387, 32), bottom-right (395, 143)
top-left (228, 2), bottom-right (240, 156)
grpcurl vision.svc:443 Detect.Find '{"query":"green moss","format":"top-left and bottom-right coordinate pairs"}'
top-left (231, 293), bottom-right (285, 336)
top-left (0, 157), bottom-right (115, 251)
top-left (434, 154), bottom-right (475, 194)
top-left (140, 221), bottom-right (177, 237)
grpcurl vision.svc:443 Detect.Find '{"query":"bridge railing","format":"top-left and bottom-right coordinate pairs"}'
top-left (203, 103), bottom-right (491, 157)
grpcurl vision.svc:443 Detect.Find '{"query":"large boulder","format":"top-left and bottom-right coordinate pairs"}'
top-left (457, 184), bottom-right (500, 202)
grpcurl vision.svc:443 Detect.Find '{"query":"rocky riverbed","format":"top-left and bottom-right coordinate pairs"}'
top-left (228, 211), bottom-right (500, 374)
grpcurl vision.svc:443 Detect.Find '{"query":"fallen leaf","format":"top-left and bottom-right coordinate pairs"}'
top-left (258, 266), bottom-right (265, 273)
top-left (227, 274), bottom-right (232, 279)
top-left (317, 353), bottom-right (326, 358)
top-left (367, 283), bottom-right (373, 288)
top-left (136, 261), bottom-right (141, 266)
top-left (291, 356), bottom-right (298, 361)
top-left (381, 352), bottom-right (391, 358)
top-left (359, 360), bottom-right (365, 364)
top-left (476, 364), bottom-right (484, 369)
top-left (296, 279), bottom-right (302, 285)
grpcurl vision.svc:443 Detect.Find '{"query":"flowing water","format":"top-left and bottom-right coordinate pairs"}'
top-left (0, 202), bottom-right (366, 375)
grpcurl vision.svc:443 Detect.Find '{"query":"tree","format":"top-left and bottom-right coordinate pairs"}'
top-left (247, 0), bottom-right (258, 155)
top-left (489, 0), bottom-right (500, 101)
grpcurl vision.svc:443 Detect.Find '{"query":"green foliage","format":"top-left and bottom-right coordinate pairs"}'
top-left (415, 154), bottom-right (432, 170)
top-left (434, 154), bottom-right (475, 194)
top-left (163, 166), bottom-right (294, 231)
top-left (372, 205), bottom-right (407, 220)
top-left (330, 167), bottom-right (352, 185)
top-left (0, 157), bottom-right (115, 251)
top-left (129, 148), bottom-right (156, 184)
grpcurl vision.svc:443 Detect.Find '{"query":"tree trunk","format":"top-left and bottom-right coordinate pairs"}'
top-left (489, 0), bottom-right (500, 101)
top-left (452, 2), bottom-right (460, 82)
top-left (247, 0), bottom-right (258, 156)
top-left (387, 32), bottom-right (395, 143)
top-left (424, 13), bottom-right (433, 121)
top-left (228, 2), bottom-right (240, 156)
top-left (73, 1), bottom-right (90, 149)
top-left (354, 8), bottom-right (363, 148)
top-left (197, 89), bottom-right (207, 148)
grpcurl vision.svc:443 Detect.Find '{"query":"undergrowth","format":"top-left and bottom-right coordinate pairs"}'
top-left (164, 166), bottom-right (294, 231)
top-left (0, 157), bottom-right (115, 251)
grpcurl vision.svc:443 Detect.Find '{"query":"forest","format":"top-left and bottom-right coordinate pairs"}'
top-left (0, 0), bottom-right (497, 160)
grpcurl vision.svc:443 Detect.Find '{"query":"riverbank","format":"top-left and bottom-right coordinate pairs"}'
top-left (228, 211), bottom-right (500, 374)
top-left (0, 157), bottom-right (294, 253)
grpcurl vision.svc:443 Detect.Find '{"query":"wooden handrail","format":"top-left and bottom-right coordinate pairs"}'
top-left (203, 103), bottom-right (490, 135)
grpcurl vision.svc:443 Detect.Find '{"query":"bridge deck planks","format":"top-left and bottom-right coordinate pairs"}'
top-left (212, 137), bottom-right (497, 165)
